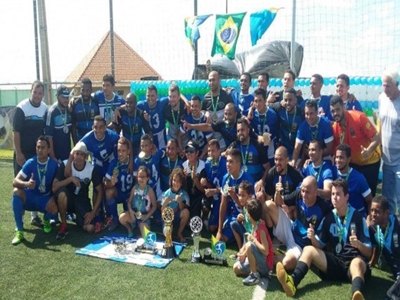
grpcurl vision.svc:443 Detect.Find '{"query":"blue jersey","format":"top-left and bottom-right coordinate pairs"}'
top-left (133, 150), bottom-right (162, 192)
top-left (212, 121), bottom-right (237, 149)
top-left (273, 105), bottom-right (304, 157)
top-left (81, 129), bottom-right (119, 176)
top-left (296, 116), bottom-right (333, 146)
top-left (45, 103), bottom-right (72, 161)
top-left (105, 159), bottom-right (134, 198)
top-left (20, 156), bottom-right (58, 196)
top-left (231, 90), bottom-right (254, 116)
top-left (229, 140), bottom-right (268, 182)
top-left (137, 98), bottom-right (169, 147)
top-left (93, 91), bottom-right (125, 125)
top-left (251, 108), bottom-right (279, 160)
top-left (316, 206), bottom-right (371, 263)
top-left (303, 95), bottom-right (332, 121)
top-left (181, 112), bottom-right (212, 151)
top-left (131, 184), bottom-right (152, 214)
top-left (159, 154), bottom-right (184, 192)
top-left (70, 97), bottom-right (99, 141)
top-left (221, 170), bottom-right (254, 217)
top-left (162, 188), bottom-right (190, 213)
top-left (369, 214), bottom-right (400, 277)
top-left (289, 195), bottom-right (330, 248)
top-left (345, 99), bottom-right (363, 112)
top-left (204, 156), bottom-right (227, 190)
top-left (335, 167), bottom-right (371, 214)
top-left (302, 161), bottom-right (334, 189)
top-left (116, 108), bottom-right (149, 151)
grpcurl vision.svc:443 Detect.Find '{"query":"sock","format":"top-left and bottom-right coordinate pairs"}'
top-left (106, 198), bottom-right (118, 222)
top-left (351, 276), bottom-right (364, 294)
top-left (292, 261), bottom-right (309, 287)
top-left (12, 195), bottom-right (24, 231)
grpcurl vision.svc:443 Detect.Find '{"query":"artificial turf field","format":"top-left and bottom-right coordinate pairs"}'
top-left (0, 151), bottom-right (394, 299)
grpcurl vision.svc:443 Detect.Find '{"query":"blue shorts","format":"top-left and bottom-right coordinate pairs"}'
top-left (222, 215), bottom-right (237, 242)
top-left (116, 192), bottom-right (129, 211)
top-left (208, 198), bottom-right (221, 227)
top-left (24, 190), bottom-right (51, 213)
top-left (231, 220), bottom-right (246, 242)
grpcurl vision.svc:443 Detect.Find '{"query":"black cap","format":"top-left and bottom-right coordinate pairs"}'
top-left (56, 85), bottom-right (70, 98)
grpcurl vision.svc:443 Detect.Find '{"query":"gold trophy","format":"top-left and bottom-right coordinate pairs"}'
top-left (161, 207), bottom-right (176, 258)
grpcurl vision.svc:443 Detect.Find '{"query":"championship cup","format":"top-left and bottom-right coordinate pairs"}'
top-left (161, 207), bottom-right (176, 258)
top-left (189, 216), bottom-right (203, 263)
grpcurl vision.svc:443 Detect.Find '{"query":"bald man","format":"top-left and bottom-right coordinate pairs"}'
top-left (264, 176), bottom-right (330, 271)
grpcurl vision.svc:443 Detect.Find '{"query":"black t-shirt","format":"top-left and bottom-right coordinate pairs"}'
top-left (202, 89), bottom-right (233, 113)
top-left (316, 206), bottom-right (371, 266)
top-left (369, 215), bottom-right (400, 277)
top-left (264, 165), bottom-right (303, 199)
top-left (13, 99), bottom-right (47, 158)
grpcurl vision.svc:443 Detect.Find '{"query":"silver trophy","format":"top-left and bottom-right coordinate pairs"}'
top-left (190, 216), bottom-right (203, 263)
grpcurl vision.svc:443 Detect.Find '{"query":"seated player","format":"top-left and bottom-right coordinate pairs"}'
top-left (53, 142), bottom-right (103, 238)
top-left (276, 179), bottom-right (372, 300)
top-left (161, 168), bottom-right (190, 242)
top-left (11, 136), bottom-right (59, 245)
top-left (233, 199), bottom-right (274, 286)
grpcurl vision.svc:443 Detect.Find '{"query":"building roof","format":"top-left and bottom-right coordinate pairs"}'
top-left (65, 31), bottom-right (161, 85)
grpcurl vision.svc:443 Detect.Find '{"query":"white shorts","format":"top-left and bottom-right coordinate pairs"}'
top-left (273, 207), bottom-right (302, 259)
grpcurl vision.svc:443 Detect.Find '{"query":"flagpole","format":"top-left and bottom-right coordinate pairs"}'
top-left (194, 0), bottom-right (198, 79)
top-left (290, 0), bottom-right (296, 72)
top-left (109, 0), bottom-right (115, 78)
top-left (225, 0), bottom-right (228, 13)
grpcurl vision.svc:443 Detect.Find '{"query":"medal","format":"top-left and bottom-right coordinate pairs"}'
top-left (39, 184), bottom-right (46, 193)
top-left (212, 112), bottom-right (218, 123)
top-left (243, 165), bottom-right (248, 172)
top-left (335, 243), bottom-right (342, 254)
top-left (63, 125), bottom-right (69, 134)
top-left (135, 211), bottom-right (142, 220)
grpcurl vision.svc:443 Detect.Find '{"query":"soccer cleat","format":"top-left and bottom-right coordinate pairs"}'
top-left (352, 291), bottom-right (365, 300)
top-left (242, 272), bottom-right (260, 286)
top-left (56, 223), bottom-right (68, 240)
top-left (43, 219), bottom-right (52, 233)
top-left (276, 262), bottom-right (296, 297)
top-left (12, 230), bottom-right (25, 245)
top-left (31, 216), bottom-right (43, 227)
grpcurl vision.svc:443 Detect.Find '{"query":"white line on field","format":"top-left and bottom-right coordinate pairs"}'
top-left (251, 277), bottom-right (268, 300)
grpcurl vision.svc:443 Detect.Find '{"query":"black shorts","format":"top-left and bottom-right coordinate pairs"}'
top-left (319, 251), bottom-right (370, 282)
top-left (56, 187), bottom-right (92, 227)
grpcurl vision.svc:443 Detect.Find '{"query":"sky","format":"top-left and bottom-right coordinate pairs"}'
top-left (1, 0), bottom-right (399, 87)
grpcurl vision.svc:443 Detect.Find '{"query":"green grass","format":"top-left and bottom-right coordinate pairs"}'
top-left (0, 159), bottom-right (394, 299)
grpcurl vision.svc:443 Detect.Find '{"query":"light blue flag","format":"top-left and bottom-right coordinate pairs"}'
top-left (184, 14), bottom-right (211, 49)
top-left (250, 8), bottom-right (279, 46)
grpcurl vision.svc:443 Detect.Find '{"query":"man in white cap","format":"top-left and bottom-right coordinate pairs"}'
top-left (52, 141), bottom-right (103, 239)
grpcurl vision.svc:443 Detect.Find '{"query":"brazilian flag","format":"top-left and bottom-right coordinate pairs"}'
top-left (211, 12), bottom-right (246, 60)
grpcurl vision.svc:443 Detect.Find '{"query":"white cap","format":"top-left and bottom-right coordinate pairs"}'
top-left (72, 141), bottom-right (88, 154)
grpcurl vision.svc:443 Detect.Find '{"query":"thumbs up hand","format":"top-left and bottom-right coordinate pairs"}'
top-left (27, 173), bottom-right (36, 189)
top-left (349, 226), bottom-right (360, 249)
top-left (275, 175), bottom-right (283, 193)
top-left (307, 223), bottom-right (315, 240)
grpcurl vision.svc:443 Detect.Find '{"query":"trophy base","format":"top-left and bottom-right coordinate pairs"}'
top-left (135, 245), bottom-right (157, 255)
top-left (161, 245), bottom-right (176, 258)
top-left (191, 254), bottom-right (202, 263)
top-left (202, 255), bottom-right (228, 266)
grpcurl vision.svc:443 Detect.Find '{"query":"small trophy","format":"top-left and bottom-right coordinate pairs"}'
top-left (161, 207), bottom-right (176, 258)
top-left (190, 216), bottom-right (203, 263)
top-left (202, 236), bottom-right (228, 266)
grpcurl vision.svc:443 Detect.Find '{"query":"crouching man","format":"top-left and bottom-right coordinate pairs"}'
top-left (52, 142), bottom-right (103, 238)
